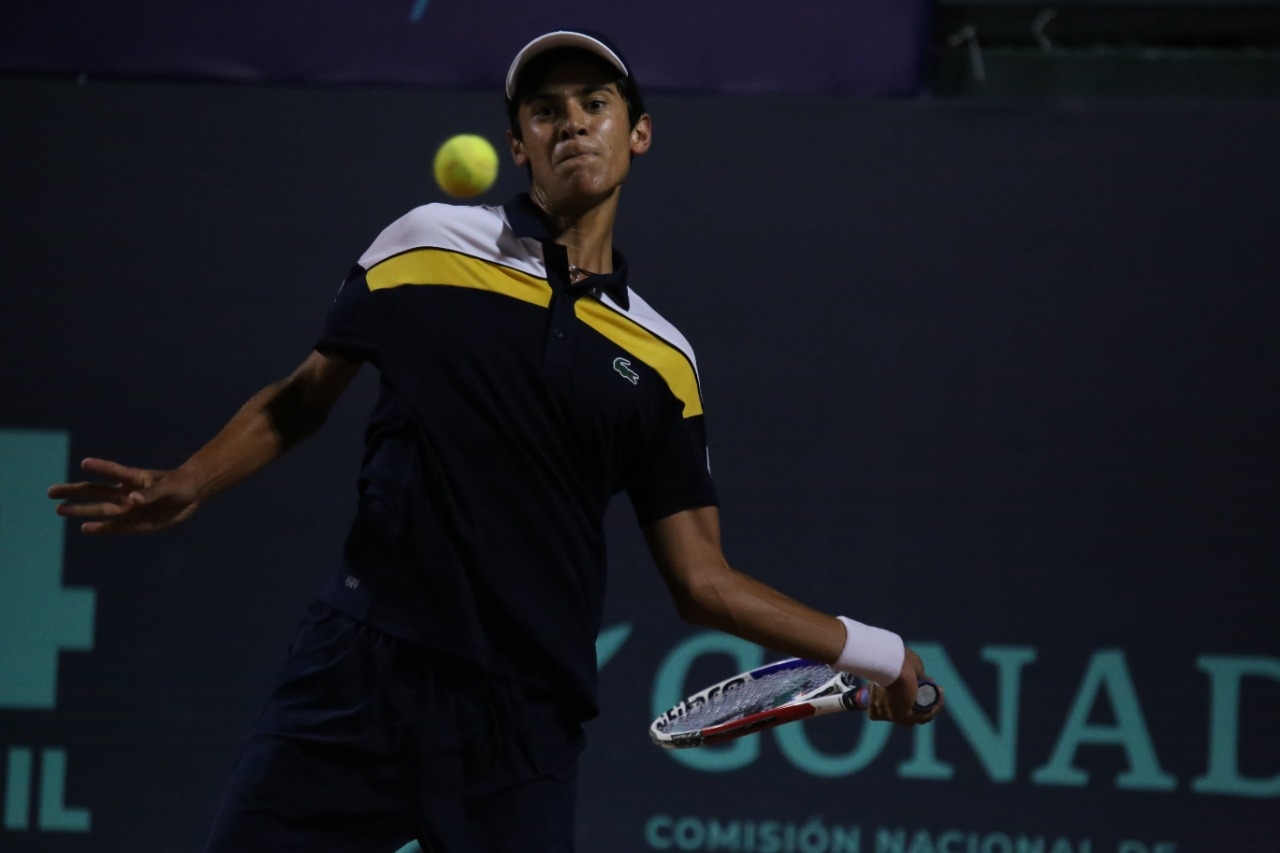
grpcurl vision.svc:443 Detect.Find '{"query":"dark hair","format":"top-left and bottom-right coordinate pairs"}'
top-left (505, 47), bottom-right (647, 141)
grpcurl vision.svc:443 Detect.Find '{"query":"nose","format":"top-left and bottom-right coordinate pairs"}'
top-left (558, 103), bottom-right (589, 139)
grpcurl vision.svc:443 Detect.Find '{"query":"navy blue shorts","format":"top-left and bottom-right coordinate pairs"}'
top-left (203, 601), bottom-right (586, 853)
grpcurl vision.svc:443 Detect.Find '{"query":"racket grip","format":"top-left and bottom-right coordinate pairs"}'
top-left (915, 678), bottom-right (940, 710)
top-left (851, 678), bottom-right (939, 713)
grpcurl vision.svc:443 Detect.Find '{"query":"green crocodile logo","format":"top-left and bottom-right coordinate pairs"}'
top-left (613, 357), bottom-right (640, 385)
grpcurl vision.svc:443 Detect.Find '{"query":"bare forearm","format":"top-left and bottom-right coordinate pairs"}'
top-left (50, 350), bottom-right (358, 535)
top-left (646, 506), bottom-right (943, 724)
top-left (179, 379), bottom-right (314, 500)
top-left (179, 350), bottom-right (357, 501)
top-left (677, 563), bottom-right (845, 664)
top-left (645, 506), bottom-right (845, 664)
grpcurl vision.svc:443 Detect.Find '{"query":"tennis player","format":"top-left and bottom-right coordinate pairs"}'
top-left (48, 28), bottom-right (941, 852)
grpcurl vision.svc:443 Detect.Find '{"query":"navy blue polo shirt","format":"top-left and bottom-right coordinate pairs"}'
top-left (315, 194), bottom-right (717, 718)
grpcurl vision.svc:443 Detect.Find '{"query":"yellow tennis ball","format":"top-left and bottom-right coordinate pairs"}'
top-left (433, 134), bottom-right (499, 198)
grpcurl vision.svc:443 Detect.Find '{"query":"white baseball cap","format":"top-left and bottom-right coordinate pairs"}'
top-left (505, 29), bottom-right (631, 100)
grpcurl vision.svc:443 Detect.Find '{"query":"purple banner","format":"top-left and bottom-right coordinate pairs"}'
top-left (0, 1), bottom-right (928, 96)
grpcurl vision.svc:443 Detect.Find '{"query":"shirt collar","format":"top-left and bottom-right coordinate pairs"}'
top-left (504, 193), bottom-right (631, 311)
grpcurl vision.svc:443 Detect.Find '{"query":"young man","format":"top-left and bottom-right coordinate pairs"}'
top-left (48, 30), bottom-right (941, 852)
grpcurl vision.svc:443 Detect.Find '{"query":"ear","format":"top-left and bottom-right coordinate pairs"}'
top-left (629, 114), bottom-right (653, 157)
top-left (506, 129), bottom-right (528, 168)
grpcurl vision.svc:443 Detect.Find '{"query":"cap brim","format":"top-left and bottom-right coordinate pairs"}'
top-left (505, 31), bottom-right (629, 100)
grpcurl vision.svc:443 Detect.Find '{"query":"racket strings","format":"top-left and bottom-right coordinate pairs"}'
top-left (662, 662), bottom-right (837, 734)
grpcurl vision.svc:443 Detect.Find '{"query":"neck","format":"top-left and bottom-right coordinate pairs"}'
top-left (528, 185), bottom-right (619, 274)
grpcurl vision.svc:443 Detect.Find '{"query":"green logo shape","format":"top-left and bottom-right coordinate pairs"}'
top-left (0, 429), bottom-right (96, 709)
top-left (612, 357), bottom-right (640, 385)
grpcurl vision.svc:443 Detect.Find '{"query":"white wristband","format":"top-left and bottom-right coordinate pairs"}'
top-left (833, 616), bottom-right (905, 685)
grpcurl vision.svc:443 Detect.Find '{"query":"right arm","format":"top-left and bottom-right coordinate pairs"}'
top-left (48, 349), bottom-right (361, 534)
top-left (644, 506), bottom-right (943, 726)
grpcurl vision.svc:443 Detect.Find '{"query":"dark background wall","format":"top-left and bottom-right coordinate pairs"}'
top-left (2, 69), bottom-right (1278, 851)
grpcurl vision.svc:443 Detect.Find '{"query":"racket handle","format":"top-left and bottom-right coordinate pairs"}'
top-left (851, 677), bottom-right (940, 713)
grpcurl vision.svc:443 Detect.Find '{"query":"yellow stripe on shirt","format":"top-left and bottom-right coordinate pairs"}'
top-left (366, 248), bottom-right (552, 308)
top-left (575, 299), bottom-right (704, 418)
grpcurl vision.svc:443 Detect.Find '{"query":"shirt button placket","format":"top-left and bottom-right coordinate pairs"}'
top-left (543, 245), bottom-right (575, 371)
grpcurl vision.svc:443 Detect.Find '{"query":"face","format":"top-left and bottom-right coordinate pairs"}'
top-left (508, 56), bottom-right (652, 218)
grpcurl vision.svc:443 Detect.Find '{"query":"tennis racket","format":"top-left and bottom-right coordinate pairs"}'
top-left (649, 657), bottom-right (939, 749)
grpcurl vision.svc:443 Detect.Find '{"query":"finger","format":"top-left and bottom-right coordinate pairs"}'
top-left (80, 519), bottom-right (153, 535)
top-left (55, 501), bottom-right (132, 519)
top-left (82, 519), bottom-right (143, 535)
top-left (80, 458), bottom-right (151, 488)
top-left (48, 482), bottom-right (132, 502)
top-left (83, 514), bottom-right (173, 535)
top-left (867, 686), bottom-right (893, 722)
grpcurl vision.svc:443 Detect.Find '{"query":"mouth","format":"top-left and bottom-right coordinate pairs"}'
top-left (555, 147), bottom-right (596, 166)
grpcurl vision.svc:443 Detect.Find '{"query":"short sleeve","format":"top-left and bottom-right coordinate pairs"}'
top-left (315, 264), bottom-right (379, 362)
top-left (625, 409), bottom-right (719, 526)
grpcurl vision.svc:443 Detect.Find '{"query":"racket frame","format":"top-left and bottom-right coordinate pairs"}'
top-left (649, 657), bottom-right (938, 749)
top-left (650, 658), bottom-right (856, 749)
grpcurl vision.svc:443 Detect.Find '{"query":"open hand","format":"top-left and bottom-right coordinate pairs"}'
top-left (48, 457), bottom-right (200, 534)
